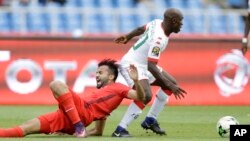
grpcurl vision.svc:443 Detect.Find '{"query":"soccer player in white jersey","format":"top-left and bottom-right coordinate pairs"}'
top-left (242, 0), bottom-right (250, 54)
top-left (112, 8), bottom-right (187, 137)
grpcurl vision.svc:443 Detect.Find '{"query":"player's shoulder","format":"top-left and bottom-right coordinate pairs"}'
top-left (103, 83), bottom-right (128, 92)
top-left (149, 19), bottom-right (162, 25)
top-left (154, 19), bottom-right (163, 22)
top-left (107, 82), bottom-right (127, 88)
top-left (112, 83), bottom-right (130, 91)
top-left (113, 82), bottom-right (128, 87)
top-left (109, 83), bottom-right (130, 93)
top-left (146, 19), bottom-right (163, 33)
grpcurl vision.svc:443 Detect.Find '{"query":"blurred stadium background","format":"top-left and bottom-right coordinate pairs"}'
top-left (0, 0), bottom-right (247, 36)
top-left (0, 0), bottom-right (250, 106)
top-left (1, 0), bottom-right (250, 140)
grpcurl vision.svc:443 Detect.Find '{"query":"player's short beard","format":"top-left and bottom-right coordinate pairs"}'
top-left (96, 80), bottom-right (108, 89)
top-left (96, 82), bottom-right (102, 89)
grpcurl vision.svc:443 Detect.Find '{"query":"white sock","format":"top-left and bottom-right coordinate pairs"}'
top-left (147, 88), bottom-right (169, 119)
top-left (119, 102), bottom-right (142, 129)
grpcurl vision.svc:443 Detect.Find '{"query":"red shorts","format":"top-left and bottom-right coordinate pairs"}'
top-left (38, 92), bottom-right (93, 134)
top-left (38, 110), bottom-right (74, 134)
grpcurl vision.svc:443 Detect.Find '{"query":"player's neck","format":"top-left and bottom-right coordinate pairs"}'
top-left (105, 81), bottom-right (115, 87)
top-left (161, 22), bottom-right (170, 37)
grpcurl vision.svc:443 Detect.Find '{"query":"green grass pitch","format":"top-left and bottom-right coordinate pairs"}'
top-left (0, 105), bottom-right (250, 141)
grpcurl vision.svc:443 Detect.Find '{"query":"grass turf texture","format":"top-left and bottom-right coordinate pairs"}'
top-left (0, 105), bottom-right (249, 141)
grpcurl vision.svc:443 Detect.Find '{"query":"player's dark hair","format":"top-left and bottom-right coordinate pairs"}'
top-left (163, 8), bottom-right (183, 21)
top-left (98, 59), bottom-right (119, 81)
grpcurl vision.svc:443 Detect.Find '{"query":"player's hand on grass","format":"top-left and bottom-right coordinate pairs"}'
top-left (114, 36), bottom-right (128, 44)
top-left (128, 64), bottom-right (138, 82)
top-left (53, 132), bottom-right (68, 136)
top-left (170, 85), bottom-right (187, 100)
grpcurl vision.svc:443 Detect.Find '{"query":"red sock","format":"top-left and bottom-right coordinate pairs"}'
top-left (57, 92), bottom-right (81, 124)
top-left (163, 89), bottom-right (172, 96)
top-left (134, 100), bottom-right (145, 109)
top-left (0, 127), bottom-right (24, 137)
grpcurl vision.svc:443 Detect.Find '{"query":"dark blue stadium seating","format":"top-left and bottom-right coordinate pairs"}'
top-left (0, 0), bottom-right (244, 34)
top-left (26, 11), bottom-right (49, 32)
top-left (0, 12), bottom-right (11, 32)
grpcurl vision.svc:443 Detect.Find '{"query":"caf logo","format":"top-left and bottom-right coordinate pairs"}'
top-left (214, 49), bottom-right (249, 97)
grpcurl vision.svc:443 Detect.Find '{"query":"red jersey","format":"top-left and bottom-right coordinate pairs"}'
top-left (37, 82), bottom-right (131, 134)
top-left (81, 82), bottom-right (130, 121)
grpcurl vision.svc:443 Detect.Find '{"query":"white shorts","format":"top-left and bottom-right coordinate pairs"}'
top-left (116, 63), bottom-right (162, 87)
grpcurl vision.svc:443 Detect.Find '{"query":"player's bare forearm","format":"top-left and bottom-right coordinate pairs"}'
top-left (134, 80), bottom-right (145, 101)
top-left (244, 14), bottom-right (250, 38)
top-left (128, 64), bottom-right (145, 101)
top-left (86, 120), bottom-right (106, 136)
top-left (148, 62), bottom-right (175, 89)
top-left (162, 71), bottom-right (177, 85)
top-left (242, 15), bottom-right (250, 54)
top-left (125, 26), bottom-right (146, 41)
top-left (114, 26), bottom-right (145, 44)
top-left (86, 128), bottom-right (99, 136)
top-left (148, 61), bottom-right (186, 99)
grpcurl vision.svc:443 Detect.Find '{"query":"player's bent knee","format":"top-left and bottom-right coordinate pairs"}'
top-left (49, 80), bottom-right (64, 88)
top-left (49, 80), bottom-right (60, 90)
top-left (49, 80), bottom-right (69, 96)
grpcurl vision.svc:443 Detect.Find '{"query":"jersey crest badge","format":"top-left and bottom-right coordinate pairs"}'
top-left (151, 46), bottom-right (160, 57)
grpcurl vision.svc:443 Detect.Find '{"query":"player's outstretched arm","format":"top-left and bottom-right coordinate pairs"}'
top-left (86, 119), bottom-right (106, 137)
top-left (114, 25), bottom-right (146, 44)
top-left (127, 64), bottom-right (145, 101)
top-left (242, 14), bottom-right (250, 54)
top-left (148, 61), bottom-right (187, 99)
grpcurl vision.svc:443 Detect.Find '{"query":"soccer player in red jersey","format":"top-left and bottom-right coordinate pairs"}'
top-left (0, 59), bottom-right (145, 138)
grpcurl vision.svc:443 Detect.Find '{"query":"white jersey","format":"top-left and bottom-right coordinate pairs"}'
top-left (120, 19), bottom-right (169, 68)
top-left (117, 19), bottom-right (168, 86)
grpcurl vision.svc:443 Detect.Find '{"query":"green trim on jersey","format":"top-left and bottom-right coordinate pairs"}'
top-left (133, 28), bottom-right (149, 50)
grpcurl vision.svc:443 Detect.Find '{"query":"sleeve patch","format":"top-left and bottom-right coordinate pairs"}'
top-left (151, 46), bottom-right (160, 57)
